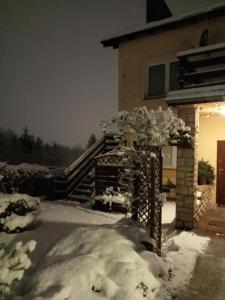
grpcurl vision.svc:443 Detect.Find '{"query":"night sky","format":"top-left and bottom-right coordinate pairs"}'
top-left (0, 0), bottom-right (145, 147)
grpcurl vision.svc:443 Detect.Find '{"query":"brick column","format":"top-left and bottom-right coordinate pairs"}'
top-left (176, 106), bottom-right (199, 229)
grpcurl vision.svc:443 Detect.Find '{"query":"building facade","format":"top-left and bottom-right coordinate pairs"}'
top-left (102, 4), bottom-right (225, 229)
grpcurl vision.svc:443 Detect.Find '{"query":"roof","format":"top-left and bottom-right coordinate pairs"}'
top-left (102, 3), bottom-right (225, 49)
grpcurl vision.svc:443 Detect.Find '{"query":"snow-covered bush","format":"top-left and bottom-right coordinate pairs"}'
top-left (94, 187), bottom-right (131, 211)
top-left (0, 162), bottom-right (49, 195)
top-left (0, 240), bottom-right (36, 297)
top-left (101, 106), bottom-right (190, 146)
top-left (101, 106), bottom-right (190, 211)
top-left (0, 194), bottom-right (40, 233)
top-left (100, 107), bottom-right (191, 254)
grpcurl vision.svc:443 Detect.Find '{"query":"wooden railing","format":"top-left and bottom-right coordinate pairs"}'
top-left (59, 134), bottom-right (120, 197)
top-left (177, 42), bottom-right (225, 89)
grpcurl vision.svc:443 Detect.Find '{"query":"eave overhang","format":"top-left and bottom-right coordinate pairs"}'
top-left (166, 84), bottom-right (225, 106)
top-left (101, 4), bottom-right (225, 49)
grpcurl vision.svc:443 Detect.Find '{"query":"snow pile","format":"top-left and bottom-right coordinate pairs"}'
top-left (162, 201), bottom-right (175, 224)
top-left (0, 193), bottom-right (40, 233)
top-left (0, 200), bottom-right (210, 300)
top-left (0, 240), bottom-right (36, 297)
top-left (25, 225), bottom-right (160, 300)
top-left (163, 231), bottom-right (210, 290)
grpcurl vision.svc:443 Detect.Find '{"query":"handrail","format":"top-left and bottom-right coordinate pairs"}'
top-left (60, 134), bottom-right (120, 196)
top-left (64, 136), bottom-right (105, 176)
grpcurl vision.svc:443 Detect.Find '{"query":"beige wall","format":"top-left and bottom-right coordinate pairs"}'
top-left (199, 113), bottom-right (225, 202)
top-left (118, 15), bottom-right (225, 183)
top-left (118, 16), bottom-right (225, 112)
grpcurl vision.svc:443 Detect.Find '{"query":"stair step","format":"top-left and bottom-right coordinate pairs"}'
top-left (105, 145), bottom-right (116, 151)
top-left (68, 194), bottom-right (91, 202)
top-left (54, 179), bottom-right (67, 184)
top-left (78, 183), bottom-right (93, 189)
top-left (53, 189), bottom-right (67, 194)
top-left (82, 179), bottom-right (93, 184)
top-left (72, 188), bottom-right (93, 195)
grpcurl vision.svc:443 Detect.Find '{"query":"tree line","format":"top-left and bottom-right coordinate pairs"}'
top-left (0, 127), bottom-right (97, 167)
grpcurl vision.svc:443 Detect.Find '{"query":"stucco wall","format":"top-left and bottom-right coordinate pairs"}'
top-left (118, 14), bottom-right (225, 183)
top-left (118, 16), bottom-right (225, 112)
top-left (199, 113), bottom-right (225, 202)
top-left (199, 114), bottom-right (225, 170)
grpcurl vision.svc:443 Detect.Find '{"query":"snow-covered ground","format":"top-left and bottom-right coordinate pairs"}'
top-left (0, 199), bottom-right (209, 300)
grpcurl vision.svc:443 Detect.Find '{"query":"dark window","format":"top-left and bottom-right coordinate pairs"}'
top-left (148, 64), bottom-right (165, 96)
top-left (169, 62), bottom-right (179, 91)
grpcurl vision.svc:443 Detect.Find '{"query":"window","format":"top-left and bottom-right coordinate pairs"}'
top-left (147, 61), bottom-right (179, 97)
top-left (163, 145), bottom-right (177, 169)
top-left (148, 64), bottom-right (165, 96)
top-left (169, 62), bottom-right (179, 91)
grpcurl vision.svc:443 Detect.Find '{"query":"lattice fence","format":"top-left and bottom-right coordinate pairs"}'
top-left (131, 147), bottom-right (163, 256)
top-left (95, 148), bottom-right (163, 256)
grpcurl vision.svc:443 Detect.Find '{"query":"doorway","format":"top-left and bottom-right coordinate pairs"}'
top-left (217, 141), bottom-right (225, 206)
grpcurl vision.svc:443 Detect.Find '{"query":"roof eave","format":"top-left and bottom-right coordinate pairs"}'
top-left (102, 5), bottom-right (225, 48)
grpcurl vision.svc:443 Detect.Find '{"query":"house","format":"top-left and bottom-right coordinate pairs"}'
top-left (102, 1), bottom-right (225, 229)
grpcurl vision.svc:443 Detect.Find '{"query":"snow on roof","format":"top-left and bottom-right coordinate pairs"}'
top-left (166, 84), bottom-right (225, 105)
top-left (177, 42), bottom-right (225, 57)
top-left (102, 3), bottom-right (225, 48)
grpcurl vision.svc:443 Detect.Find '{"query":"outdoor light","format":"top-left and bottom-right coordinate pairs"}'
top-left (216, 106), bottom-right (225, 116)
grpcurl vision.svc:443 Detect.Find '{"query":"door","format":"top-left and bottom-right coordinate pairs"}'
top-left (217, 141), bottom-right (225, 205)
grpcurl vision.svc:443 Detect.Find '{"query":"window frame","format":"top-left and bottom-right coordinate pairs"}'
top-left (163, 145), bottom-right (177, 169)
top-left (145, 60), bottom-right (179, 98)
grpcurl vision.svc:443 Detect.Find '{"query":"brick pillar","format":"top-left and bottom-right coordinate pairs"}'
top-left (176, 106), bottom-right (199, 229)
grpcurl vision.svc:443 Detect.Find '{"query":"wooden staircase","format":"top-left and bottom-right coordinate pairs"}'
top-left (53, 134), bottom-right (121, 201)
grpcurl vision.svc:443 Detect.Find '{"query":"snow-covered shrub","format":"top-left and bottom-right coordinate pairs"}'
top-left (0, 162), bottom-right (49, 195)
top-left (101, 106), bottom-right (190, 147)
top-left (0, 194), bottom-right (40, 233)
top-left (0, 240), bottom-right (36, 297)
top-left (94, 186), bottom-right (131, 211)
top-left (100, 107), bottom-right (191, 254)
top-left (101, 106), bottom-right (190, 213)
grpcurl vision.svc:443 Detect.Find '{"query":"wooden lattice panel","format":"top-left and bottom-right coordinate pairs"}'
top-left (131, 147), bottom-right (162, 256)
top-left (96, 152), bottom-right (123, 167)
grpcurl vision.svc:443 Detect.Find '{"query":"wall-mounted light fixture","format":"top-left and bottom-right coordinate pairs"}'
top-left (199, 103), bottom-right (225, 118)
top-left (215, 106), bottom-right (225, 116)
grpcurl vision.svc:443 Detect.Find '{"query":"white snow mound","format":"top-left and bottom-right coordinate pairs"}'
top-left (26, 226), bottom-right (160, 300)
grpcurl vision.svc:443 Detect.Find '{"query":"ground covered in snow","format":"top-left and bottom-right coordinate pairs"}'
top-left (0, 199), bottom-right (210, 300)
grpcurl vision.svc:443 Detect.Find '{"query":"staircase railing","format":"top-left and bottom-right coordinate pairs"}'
top-left (62, 134), bottom-right (120, 197)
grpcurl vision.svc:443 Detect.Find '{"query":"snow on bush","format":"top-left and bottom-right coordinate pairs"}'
top-left (0, 240), bottom-right (36, 297)
top-left (0, 193), bottom-right (40, 233)
top-left (94, 187), bottom-right (131, 211)
top-left (101, 106), bottom-right (190, 147)
top-left (25, 225), bottom-right (161, 300)
top-left (100, 107), bottom-right (191, 222)
top-left (0, 162), bottom-right (49, 194)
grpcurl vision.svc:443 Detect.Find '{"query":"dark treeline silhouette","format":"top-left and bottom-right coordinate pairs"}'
top-left (0, 127), bottom-right (86, 167)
